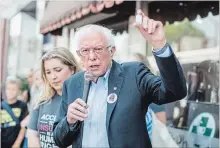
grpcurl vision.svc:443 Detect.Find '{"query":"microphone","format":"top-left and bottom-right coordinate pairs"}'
top-left (69, 71), bottom-right (97, 128)
top-left (82, 78), bottom-right (91, 104)
top-left (82, 71), bottom-right (95, 103)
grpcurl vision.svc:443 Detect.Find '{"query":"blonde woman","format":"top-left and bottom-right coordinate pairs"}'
top-left (27, 47), bottom-right (81, 147)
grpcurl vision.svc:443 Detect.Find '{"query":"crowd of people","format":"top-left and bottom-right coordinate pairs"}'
top-left (1, 9), bottom-right (186, 148)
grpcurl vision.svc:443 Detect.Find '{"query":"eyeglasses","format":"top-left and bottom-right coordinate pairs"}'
top-left (77, 45), bottom-right (112, 56)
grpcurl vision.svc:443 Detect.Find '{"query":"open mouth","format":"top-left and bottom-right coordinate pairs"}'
top-left (89, 65), bottom-right (100, 70)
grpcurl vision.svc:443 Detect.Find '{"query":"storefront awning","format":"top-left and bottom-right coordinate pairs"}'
top-left (40, 0), bottom-right (124, 34)
top-left (40, 1), bottom-right (219, 35)
top-left (148, 1), bottom-right (219, 24)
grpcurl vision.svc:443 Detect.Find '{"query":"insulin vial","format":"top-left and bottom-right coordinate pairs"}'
top-left (136, 14), bottom-right (142, 25)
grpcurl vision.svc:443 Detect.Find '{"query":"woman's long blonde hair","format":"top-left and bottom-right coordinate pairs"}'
top-left (35, 47), bottom-right (81, 108)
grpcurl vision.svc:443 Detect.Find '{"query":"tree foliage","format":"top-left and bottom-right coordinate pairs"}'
top-left (164, 19), bottom-right (205, 43)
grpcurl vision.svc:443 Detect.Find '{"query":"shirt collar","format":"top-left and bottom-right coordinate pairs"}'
top-left (103, 61), bottom-right (112, 81)
top-left (91, 61), bottom-right (112, 89)
top-left (102, 62), bottom-right (112, 89)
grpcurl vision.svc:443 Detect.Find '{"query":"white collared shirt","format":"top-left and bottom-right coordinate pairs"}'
top-left (82, 65), bottom-right (111, 148)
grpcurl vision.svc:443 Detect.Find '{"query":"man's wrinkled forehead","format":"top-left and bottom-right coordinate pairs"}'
top-left (78, 32), bottom-right (108, 49)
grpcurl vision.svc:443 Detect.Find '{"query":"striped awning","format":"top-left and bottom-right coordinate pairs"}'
top-left (40, 1), bottom-right (219, 35)
top-left (40, 0), bottom-right (124, 34)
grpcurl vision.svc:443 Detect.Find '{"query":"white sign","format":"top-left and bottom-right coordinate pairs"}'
top-left (189, 112), bottom-right (216, 137)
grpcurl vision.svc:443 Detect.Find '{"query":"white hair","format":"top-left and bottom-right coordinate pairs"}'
top-left (73, 24), bottom-right (115, 50)
top-left (6, 76), bottom-right (21, 89)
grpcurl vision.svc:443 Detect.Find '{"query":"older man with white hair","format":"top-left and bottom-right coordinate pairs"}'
top-left (53, 9), bottom-right (187, 148)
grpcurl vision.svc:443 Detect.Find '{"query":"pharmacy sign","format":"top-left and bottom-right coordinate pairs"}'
top-left (189, 112), bottom-right (216, 137)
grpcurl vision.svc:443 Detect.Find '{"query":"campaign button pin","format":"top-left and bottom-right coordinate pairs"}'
top-left (107, 93), bottom-right (118, 104)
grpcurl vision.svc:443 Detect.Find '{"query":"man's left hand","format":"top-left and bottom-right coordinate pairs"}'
top-left (134, 9), bottom-right (166, 50)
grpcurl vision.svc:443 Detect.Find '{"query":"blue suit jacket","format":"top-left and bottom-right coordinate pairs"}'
top-left (53, 51), bottom-right (187, 148)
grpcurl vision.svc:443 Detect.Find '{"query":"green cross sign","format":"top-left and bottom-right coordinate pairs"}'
top-left (189, 112), bottom-right (215, 137)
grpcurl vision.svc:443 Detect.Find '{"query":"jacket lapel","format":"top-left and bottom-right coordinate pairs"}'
top-left (106, 60), bottom-right (123, 132)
